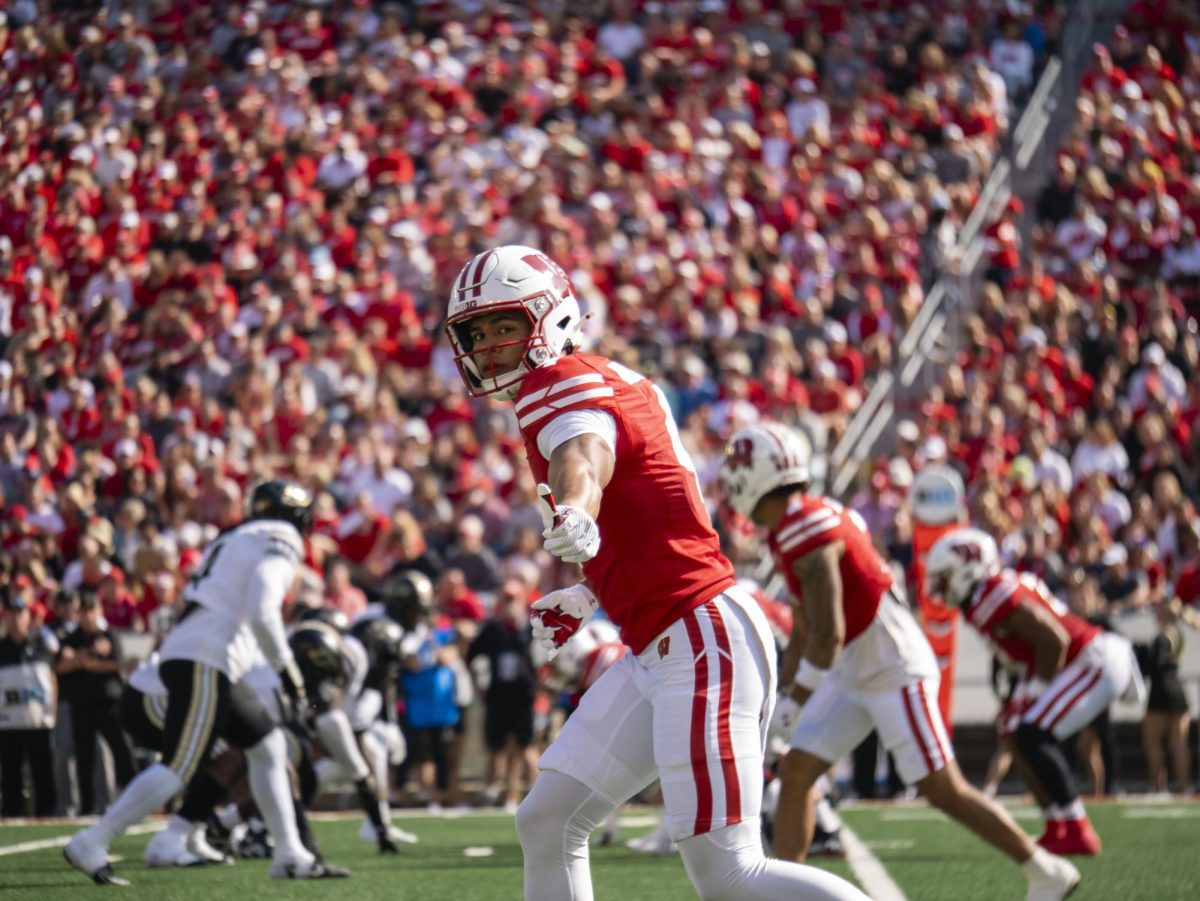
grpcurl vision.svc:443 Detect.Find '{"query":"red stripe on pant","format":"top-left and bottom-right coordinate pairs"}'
top-left (915, 682), bottom-right (949, 771)
top-left (1032, 667), bottom-right (1094, 729)
top-left (901, 684), bottom-right (936, 776)
top-left (684, 613), bottom-right (714, 834)
top-left (704, 600), bottom-right (741, 829)
top-left (1044, 668), bottom-right (1103, 732)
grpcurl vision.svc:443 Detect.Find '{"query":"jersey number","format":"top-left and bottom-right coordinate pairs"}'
top-left (188, 538), bottom-right (227, 589)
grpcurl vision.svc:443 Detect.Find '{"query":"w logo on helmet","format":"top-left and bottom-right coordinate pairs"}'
top-left (522, 253), bottom-right (573, 299)
top-left (726, 437), bottom-right (755, 470)
top-left (950, 542), bottom-right (983, 562)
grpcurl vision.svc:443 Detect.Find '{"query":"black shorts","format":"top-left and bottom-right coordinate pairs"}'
top-left (484, 698), bottom-right (534, 751)
top-left (159, 659), bottom-right (276, 783)
top-left (118, 683), bottom-right (169, 751)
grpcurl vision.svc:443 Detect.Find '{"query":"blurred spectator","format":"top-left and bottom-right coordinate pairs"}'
top-left (1136, 599), bottom-right (1196, 794)
top-left (443, 517), bottom-right (502, 595)
top-left (323, 556), bottom-right (367, 621)
top-left (468, 580), bottom-right (539, 813)
top-left (0, 593), bottom-right (57, 817)
top-left (55, 593), bottom-right (135, 816)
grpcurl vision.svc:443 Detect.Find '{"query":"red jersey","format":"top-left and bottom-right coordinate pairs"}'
top-left (516, 353), bottom-right (735, 654)
top-left (963, 570), bottom-right (1100, 679)
top-left (768, 496), bottom-right (893, 644)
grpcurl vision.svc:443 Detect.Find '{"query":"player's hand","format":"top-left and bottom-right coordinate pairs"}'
top-left (769, 693), bottom-right (803, 746)
top-left (530, 584), bottom-right (598, 656)
top-left (280, 658), bottom-right (308, 710)
top-left (537, 484), bottom-right (600, 564)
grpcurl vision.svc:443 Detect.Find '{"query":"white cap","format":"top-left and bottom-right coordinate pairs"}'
top-left (1143, 342), bottom-right (1166, 366)
top-left (897, 419), bottom-right (920, 443)
top-left (815, 359), bottom-right (838, 380)
top-left (824, 320), bottom-right (848, 344)
top-left (0, 361), bottom-right (13, 379)
top-left (115, 438), bottom-right (139, 459)
top-left (1101, 543), bottom-right (1128, 567)
top-left (247, 48), bottom-right (267, 66)
top-left (119, 210), bottom-right (140, 229)
top-left (917, 434), bottom-right (948, 464)
top-left (944, 123), bottom-right (964, 142)
top-left (1017, 326), bottom-right (1047, 351)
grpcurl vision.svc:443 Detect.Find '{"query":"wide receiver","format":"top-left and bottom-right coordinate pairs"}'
top-left (925, 527), bottom-right (1143, 855)
top-left (718, 422), bottom-right (1080, 901)
top-left (445, 245), bottom-right (866, 901)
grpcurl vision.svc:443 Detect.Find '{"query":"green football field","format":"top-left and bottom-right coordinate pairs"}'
top-left (0, 799), bottom-right (1196, 899)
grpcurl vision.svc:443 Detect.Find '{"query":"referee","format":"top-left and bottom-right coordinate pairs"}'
top-left (0, 592), bottom-right (58, 817)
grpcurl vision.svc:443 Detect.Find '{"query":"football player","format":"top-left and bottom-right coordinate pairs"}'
top-left (65, 480), bottom-right (344, 884)
top-left (289, 621), bottom-right (405, 852)
top-left (719, 423), bottom-right (1081, 901)
top-left (445, 245), bottom-right (867, 901)
top-left (925, 527), bottom-right (1144, 855)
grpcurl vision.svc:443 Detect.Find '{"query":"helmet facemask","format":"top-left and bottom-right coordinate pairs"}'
top-left (447, 293), bottom-right (574, 400)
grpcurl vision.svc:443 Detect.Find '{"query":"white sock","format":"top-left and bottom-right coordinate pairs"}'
top-left (1060, 799), bottom-right (1085, 821)
top-left (217, 803), bottom-right (242, 830)
top-left (90, 764), bottom-right (183, 848)
top-left (1022, 847), bottom-right (1056, 876)
top-left (361, 730), bottom-right (392, 821)
top-left (246, 730), bottom-right (314, 865)
top-left (166, 814), bottom-right (193, 836)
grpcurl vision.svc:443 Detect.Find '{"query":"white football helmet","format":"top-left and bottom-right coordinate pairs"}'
top-left (719, 421), bottom-right (813, 518)
top-left (924, 527), bottom-right (1000, 608)
top-left (444, 245), bottom-right (583, 399)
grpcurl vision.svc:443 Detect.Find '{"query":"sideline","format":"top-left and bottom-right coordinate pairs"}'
top-left (840, 823), bottom-right (907, 901)
top-left (0, 821), bottom-right (164, 857)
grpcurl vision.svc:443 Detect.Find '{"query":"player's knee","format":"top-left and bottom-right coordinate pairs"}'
top-left (246, 726), bottom-right (286, 765)
top-left (1013, 722), bottom-right (1049, 759)
top-left (514, 791), bottom-right (555, 849)
top-left (916, 765), bottom-right (960, 810)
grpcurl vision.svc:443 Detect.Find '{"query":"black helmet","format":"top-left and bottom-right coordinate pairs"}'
top-left (350, 615), bottom-right (404, 670)
top-left (295, 604), bottom-right (350, 634)
top-left (380, 570), bottom-right (433, 627)
top-left (246, 479), bottom-right (314, 533)
top-left (289, 624), bottom-right (344, 692)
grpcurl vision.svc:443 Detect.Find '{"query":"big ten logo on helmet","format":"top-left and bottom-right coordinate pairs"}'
top-left (726, 437), bottom-right (755, 470)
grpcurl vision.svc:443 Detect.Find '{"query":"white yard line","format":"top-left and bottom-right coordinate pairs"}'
top-left (840, 823), bottom-right (907, 901)
top-left (0, 821), bottom-right (164, 857)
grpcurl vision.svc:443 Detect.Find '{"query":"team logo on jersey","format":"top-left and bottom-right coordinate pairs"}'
top-left (657, 636), bottom-right (671, 659)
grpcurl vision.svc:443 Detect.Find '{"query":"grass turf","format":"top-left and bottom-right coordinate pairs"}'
top-left (0, 800), bottom-right (1195, 899)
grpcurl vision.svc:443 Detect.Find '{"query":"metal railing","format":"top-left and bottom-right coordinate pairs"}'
top-left (823, 0), bottom-right (1129, 502)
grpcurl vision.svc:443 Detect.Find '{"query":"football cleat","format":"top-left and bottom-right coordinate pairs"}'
top-left (234, 819), bottom-right (273, 859)
top-left (269, 856), bottom-right (351, 879)
top-left (808, 826), bottom-right (847, 859)
top-left (64, 832), bottom-right (130, 887)
top-left (1038, 819), bottom-right (1101, 857)
top-left (144, 826), bottom-right (205, 868)
top-left (1026, 853), bottom-right (1081, 901)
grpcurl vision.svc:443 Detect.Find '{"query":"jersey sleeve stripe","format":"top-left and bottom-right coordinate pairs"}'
top-left (518, 387), bottom-right (615, 428)
top-left (514, 372), bottom-right (605, 414)
top-left (970, 581), bottom-right (1016, 627)
top-left (778, 517), bottom-right (838, 553)
top-left (775, 509), bottom-right (836, 545)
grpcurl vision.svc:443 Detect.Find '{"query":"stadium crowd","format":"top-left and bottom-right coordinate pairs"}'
top-left (1, 0), bottom-right (1196, 816)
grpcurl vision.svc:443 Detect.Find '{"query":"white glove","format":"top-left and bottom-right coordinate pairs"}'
top-left (537, 483), bottom-right (600, 564)
top-left (530, 584), bottom-right (599, 656)
top-left (768, 694), bottom-right (803, 747)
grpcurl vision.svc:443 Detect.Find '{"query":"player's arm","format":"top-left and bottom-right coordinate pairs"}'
top-left (546, 432), bottom-right (615, 519)
top-left (789, 540), bottom-right (845, 704)
top-left (778, 598), bottom-right (808, 689)
top-left (996, 601), bottom-right (1069, 682)
top-left (245, 551), bottom-right (307, 703)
